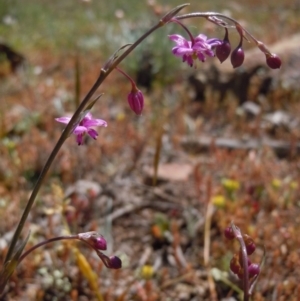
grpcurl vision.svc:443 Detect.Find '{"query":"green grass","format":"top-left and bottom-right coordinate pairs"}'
top-left (0, 0), bottom-right (296, 86)
top-left (0, 0), bottom-right (296, 51)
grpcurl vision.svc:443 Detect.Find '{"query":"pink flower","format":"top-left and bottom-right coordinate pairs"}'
top-left (169, 34), bottom-right (222, 67)
top-left (56, 112), bottom-right (107, 145)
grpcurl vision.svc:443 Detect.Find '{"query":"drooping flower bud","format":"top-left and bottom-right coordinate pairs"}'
top-left (128, 87), bottom-right (144, 115)
top-left (224, 226), bottom-right (235, 240)
top-left (257, 41), bottom-right (281, 69)
top-left (216, 28), bottom-right (231, 63)
top-left (96, 251), bottom-right (122, 269)
top-left (266, 53), bottom-right (281, 69)
top-left (78, 231), bottom-right (107, 251)
top-left (248, 263), bottom-right (260, 277)
top-left (94, 236), bottom-right (107, 250)
top-left (109, 256), bottom-right (122, 269)
top-left (115, 67), bottom-right (145, 115)
top-left (231, 46), bottom-right (244, 68)
top-left (230, 29), bottom-right (244, 68)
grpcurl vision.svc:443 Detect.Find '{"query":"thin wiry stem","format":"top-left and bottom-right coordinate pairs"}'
top-left (175, 12), bottom-right (263, 49)
top-left (18, 235), bottom-right (78, 264)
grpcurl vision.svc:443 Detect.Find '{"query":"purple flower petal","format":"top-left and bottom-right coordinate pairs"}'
top-left (169, 32), bottom-right (222, 67)
top-left (83, 119), bottom-right (107, 128)
top-left (55, 117), bottom-right (71, 124)
top-left (88, 128), bottom-right (98, 140)
top-left (55, 113), bottom-right (107, 145)
top-left (73, 125), bottom-right (87, 135)
top-left (194, 33), bottom-right (208, 42)
top-left (76, 133), bottom-right (84, 145)
top-left (197, 52), bottom-right (206, 62)
top-left (168, 34), bottom-right (190, 48)
top-left (172, 46), bottom-right (194, 56)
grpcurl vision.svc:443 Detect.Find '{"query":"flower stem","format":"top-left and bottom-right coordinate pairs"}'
top-left (115, 67), bottom-right (136, 89)
top-left (175, 12), bottom-right (261, 47)
top-left (18, 235), bottom-right (79, 264)
top-left (170, 18), bottom-right (195, 45)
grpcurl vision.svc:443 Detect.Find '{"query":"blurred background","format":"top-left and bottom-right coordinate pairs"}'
top-left (0, 0), bottom-right (300, 300)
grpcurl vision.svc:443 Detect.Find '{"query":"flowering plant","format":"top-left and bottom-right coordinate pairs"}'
top-left (224, 224), bottom-right (263, 301)
top-left (0, 3), bottom-right (280, 298)
top-left (55, 113), bottom-right (107, 145)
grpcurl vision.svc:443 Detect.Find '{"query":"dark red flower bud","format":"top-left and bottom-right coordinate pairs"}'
top-left (128, 89), bottom-right (144, 115)
top-left (109, 256), bottom-right (122, 269)
top-left (248, 263), bottom-right (260, 277)
top-left (216, 29), bottom-right (231, 63)
top-left (224, 226), bottom-right (235, 240)
top-left (94, 237), bottom-right (107, 250)
top-left (78, 231), bottom-right (107, 250)
top-left (231, 46), bottom-right (244, 68)
top-left (266, 53), bottom-right (281, 69)
top-left (96, 251), bottom-right (122, 269)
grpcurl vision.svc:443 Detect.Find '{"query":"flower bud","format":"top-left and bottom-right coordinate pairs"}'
top-left (216, 29), bottom-right (231, 63)
top-left (96, 251), bottom-right (122, 269)
top-left (78, 231), bottom-right (107, 250)
top-left (224, 226), bottom-right (235, 240)
top-left (248, 263), bottom-right (260, 277)
top-left (128, 89), bottom-right (144, 115)
top-left (94, 236), bottom-right (107, 250)
top-left (231, 46), bottom-right (244, 68)
top-left (266, 53), bottom-right (281, 69)
top-left (109, 256), bottom-right (122, 269)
